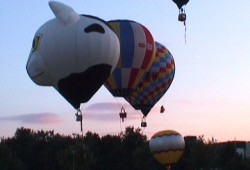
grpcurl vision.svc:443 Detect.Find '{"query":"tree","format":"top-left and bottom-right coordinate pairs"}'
top-left (1, 127), bottom-right (250, 170)
top-left (0, 142), bottom-right (26, 170)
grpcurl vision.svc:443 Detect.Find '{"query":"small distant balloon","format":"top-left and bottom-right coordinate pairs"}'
top-left (172, 0), bottom-right (189, 43)
top-left (149, 130), bottom-right (185, 168)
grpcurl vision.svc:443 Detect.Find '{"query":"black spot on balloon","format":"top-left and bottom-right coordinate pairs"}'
top-left (84, 24), bottom-right (105, 34)
top-left (58, 64), bottom-right (112, 109)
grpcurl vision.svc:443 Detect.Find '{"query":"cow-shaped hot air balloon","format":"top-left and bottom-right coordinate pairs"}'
top-left (26, 1), bottom-right (120, 110)
top-left (149, 130), bottom-right (185, 169)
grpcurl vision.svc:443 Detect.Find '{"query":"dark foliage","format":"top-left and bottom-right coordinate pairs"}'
top-left (0, 127), bottom-right (249, 170)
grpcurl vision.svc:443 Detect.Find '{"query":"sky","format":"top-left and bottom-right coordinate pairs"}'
top-left (0, 0), bottom-right (250, 142)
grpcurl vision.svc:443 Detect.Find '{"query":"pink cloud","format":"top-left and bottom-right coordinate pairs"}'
top-left (0, 113), bottom-right (62, 124)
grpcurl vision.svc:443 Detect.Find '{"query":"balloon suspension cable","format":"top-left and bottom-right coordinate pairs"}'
top-left (115, 98), bottom-right (122, 109)
top-left (119, 116), bottom-right (123, 133)
top-left (184, 21), bottom-right (187, 44)
top-left (75, 108), bottom-right (83, 132)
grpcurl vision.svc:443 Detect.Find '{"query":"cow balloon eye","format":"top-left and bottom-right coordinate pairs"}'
top-left (32, 34), bottom-right (42, 52)
top-left (84, 24), bottom-right (105, 34)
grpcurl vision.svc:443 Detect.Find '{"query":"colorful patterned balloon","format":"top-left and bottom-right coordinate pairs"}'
top-left (125, 42), bottom-right (175, 116)
top-left (149, 130), bottom-right (185, 166)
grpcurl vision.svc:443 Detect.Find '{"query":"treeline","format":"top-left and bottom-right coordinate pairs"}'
top-left (0, 127), bottom-right (250, 170)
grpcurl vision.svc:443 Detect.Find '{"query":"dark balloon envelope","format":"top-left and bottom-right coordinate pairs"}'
top-left (173, 0), bottom-right (189, 9)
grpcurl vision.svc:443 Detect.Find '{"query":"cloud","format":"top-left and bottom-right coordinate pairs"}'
top-left (83, 102), bottom-right (141, 122)
top-left (0, 113), bottom-right (62, 124)
top-left (85, 102), bottom-right (129, 111)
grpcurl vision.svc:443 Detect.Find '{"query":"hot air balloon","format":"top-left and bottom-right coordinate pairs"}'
top-left (26, 1), bottom-right (120, 110)
top-left (172, 0), bottom-right (189, 22)
top-left (104, 20), bottom-right (156, 97)
top-left (149, 130), bottom-right (185, 170)
top-left (104, 20), bottom-right (156, 122)
top-left (125, 42), bottom-right (175, 126)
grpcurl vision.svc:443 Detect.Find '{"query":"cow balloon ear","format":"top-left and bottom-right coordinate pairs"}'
top-left (49, 1), bottom-right (79, 24)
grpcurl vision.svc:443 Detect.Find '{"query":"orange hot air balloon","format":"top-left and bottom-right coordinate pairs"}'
top-left (149, 130), bottom-right (185, 169)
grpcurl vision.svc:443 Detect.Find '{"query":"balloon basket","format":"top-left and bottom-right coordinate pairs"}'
top-left (141, 116), bottom-right (147, 127)
top-left (75, 109), bottom-right (83, 132)
top-left (178, 13), bottom-right (186, 22)
top-left (160, 105), bottom-right (165, 113)
top-left (119, 107), bottom-right (127, 122)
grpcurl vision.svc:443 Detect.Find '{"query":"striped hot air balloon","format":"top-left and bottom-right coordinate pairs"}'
top-left (149, 130), bottom-right (185, 168)
top-left (104, 20), bottom-right (156, 97)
